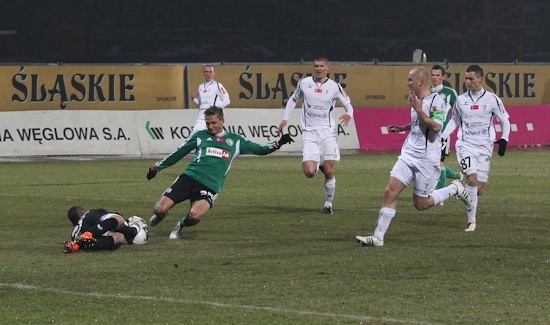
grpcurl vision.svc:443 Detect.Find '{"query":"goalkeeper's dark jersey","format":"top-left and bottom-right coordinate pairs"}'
top-left (154, 130), bottom-right (279, 193)
top-left (70, 208), bottom-right (120, 241)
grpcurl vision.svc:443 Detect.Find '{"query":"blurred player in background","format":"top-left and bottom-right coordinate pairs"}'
top-left (441, 65), bottom-right (511, 232)
top-left (146, 106), bottom-right (294, 239)
top-left (356, 67), bottom-right (472, 247)
top-left (278, 56), bottom-right (353, 215)
top-left (190, 65), bottom-right (230, 136)
top-left (64, 206), bottom-right (148, 253)
top-left (430, 65), bottom-right (463, 203)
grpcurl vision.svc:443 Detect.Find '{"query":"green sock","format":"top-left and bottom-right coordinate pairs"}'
top-left (445, 166), bottom-right (461, 179)
top-left (437, 167), bottom-right (446, 189)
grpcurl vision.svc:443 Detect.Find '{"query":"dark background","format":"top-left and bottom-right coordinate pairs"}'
top-left (1, 0), bottom-right (548, 64)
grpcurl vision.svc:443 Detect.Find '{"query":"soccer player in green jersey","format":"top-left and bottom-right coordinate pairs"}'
top-left (145, 106), bottom-right (294, 239)
top-left (430, 65), bottom-right (462, 200)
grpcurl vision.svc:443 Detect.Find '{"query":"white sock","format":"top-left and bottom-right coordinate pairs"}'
top-left (465, 184), bottom-right (478, 223)
top-left (431, 184), bottom-right (455, 205)
top-left (325, 177), bottom-right (336, 205)
top-left (374, 207), bottom-right (396, 240)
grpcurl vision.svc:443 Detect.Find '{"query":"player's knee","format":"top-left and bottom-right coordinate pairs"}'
top-left (154, 200), bottom-right (171, 214)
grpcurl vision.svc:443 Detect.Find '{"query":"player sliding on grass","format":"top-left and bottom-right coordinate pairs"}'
top-left (356, 67), bottom-right (472, 247)
top-left (64, 206), bottom-right (148, 253)
top-left (146, 106), bottom-right (294, 239)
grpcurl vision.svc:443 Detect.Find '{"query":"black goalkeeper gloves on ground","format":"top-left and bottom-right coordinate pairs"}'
top-left (276, 134), bottom-right (294, 148)
top-left (495, 138), bottom-right (507, 156)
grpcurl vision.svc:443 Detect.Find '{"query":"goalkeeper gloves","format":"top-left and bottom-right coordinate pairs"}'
top-left (147, 166), bottom-right (158, 180)
top-left (276, 134), bottom-right (294, 148)
top-left (495, 138), bottom-right (507, 156)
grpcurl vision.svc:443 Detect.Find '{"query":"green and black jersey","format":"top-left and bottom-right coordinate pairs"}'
top-left (154, 130), bottom-right (279, 193)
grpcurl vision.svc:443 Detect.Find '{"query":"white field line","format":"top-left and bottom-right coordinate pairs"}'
top-left (0, 283), bottom-right (443, 325)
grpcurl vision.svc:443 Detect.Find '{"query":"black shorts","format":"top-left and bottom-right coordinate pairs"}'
top-left (163, 173), bottom-right (218, 208)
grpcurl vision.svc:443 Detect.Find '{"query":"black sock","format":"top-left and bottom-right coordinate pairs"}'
top-left (90, 218), bottom-right (118, 238)
top-left (182, 215), bottom-right (200, 228)
top-left (119, 226), bottom-right (138, 244)
top-left (82, 236), bottom-right (115, 251)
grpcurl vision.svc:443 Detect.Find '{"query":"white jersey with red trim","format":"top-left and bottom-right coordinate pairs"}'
top-left (442, 88), bottom-right (510, 145)
top-left (283, 76), bottom-right (353, 131)
top-left (193, 80), bottom-right (230, 115)
top-left (400, 92), bottom-right (446, 165)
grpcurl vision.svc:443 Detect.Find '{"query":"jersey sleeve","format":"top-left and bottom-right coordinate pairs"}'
top-left (155, 135), bottom-right (198, 170)
top-left (282, 79), bottom-right (304, 120)
top-left (238, 137), bottom-right (279, 155)
top-left (336, 83), bottom-right (353, 117)
top-left (492, 95), bottom-right (511, 141)
top-left (216, 82), bottom-right (230, 108)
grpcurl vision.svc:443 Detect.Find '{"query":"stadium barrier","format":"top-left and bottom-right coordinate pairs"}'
top-left (0, 108), bottom-right (359, 157)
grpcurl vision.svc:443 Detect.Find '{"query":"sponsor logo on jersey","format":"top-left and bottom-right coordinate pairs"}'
top-left (206, 147), bottom-right (230, 160)
top-left (216, 137), bottom-right (224, 142)
top-left (471, 105), bottom-right (479, 110)
top-left (315, 88), bottom-right (322, 93)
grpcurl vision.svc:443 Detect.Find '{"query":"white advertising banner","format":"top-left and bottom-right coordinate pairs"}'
top-left (0, 108), bottom-right (359, 157)
top-left (0, 110), bottom-right (141, 156)
top-left (135, 108), bottom-right (359, 155)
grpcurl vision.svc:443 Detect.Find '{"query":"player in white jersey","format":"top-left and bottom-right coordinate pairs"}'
top-left (190, 65), bottom-right (230, 135)
top-left (430, 65), bottom-right (463, 199)
top-left (441, 65), bottom-right (511, 232)
top-left (277, 56), bottom-right (353, 214)
top-left (356, 67), bottom-right (472, 247)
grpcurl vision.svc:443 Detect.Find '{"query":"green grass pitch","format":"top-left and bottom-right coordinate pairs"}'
top-left (0, 150), bottom-right (548, 324)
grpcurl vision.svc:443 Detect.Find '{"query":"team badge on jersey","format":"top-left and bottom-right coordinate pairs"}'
top-left (225, 138), bottom-right (234, 146)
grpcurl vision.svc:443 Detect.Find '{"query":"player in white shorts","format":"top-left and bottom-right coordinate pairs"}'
top-left (356, 67), bottom-right (472, 247)
top-left (190, 65), bottom-right (230, 136)
top-left (441, 65), bottom-right (511, 232)
top-left (278, 56), bottom-right (353, 214)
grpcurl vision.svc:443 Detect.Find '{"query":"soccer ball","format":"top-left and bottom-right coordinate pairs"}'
top-left (128, 216), bottom-right (149, 245)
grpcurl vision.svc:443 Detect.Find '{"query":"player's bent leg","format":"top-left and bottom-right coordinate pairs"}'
top-left (150, 197), bottom-right (174, 226)
top-left (169, 200), bottom-right (210, 239)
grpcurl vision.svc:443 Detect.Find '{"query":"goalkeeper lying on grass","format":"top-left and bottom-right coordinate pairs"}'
top-left (64, 206), bottom-right (148, 253)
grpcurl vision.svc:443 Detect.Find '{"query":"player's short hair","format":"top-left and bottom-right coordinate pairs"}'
top-left (67, 206), bottom-right (86, 226)
top-left (205, 106), bottom-right (224, 120)
top-left (313, 55), bottom-right (329, 64)
top-left (432, 64), bottom-right (446, 74)
top-left (466, 64), bottom-right (484, 77)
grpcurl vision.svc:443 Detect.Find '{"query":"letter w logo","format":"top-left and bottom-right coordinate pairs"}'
top-left (145, 121), bottom-right (164, 140)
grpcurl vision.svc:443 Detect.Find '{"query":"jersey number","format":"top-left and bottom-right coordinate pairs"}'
top-left (459, 156), bottom-right (471, 172)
